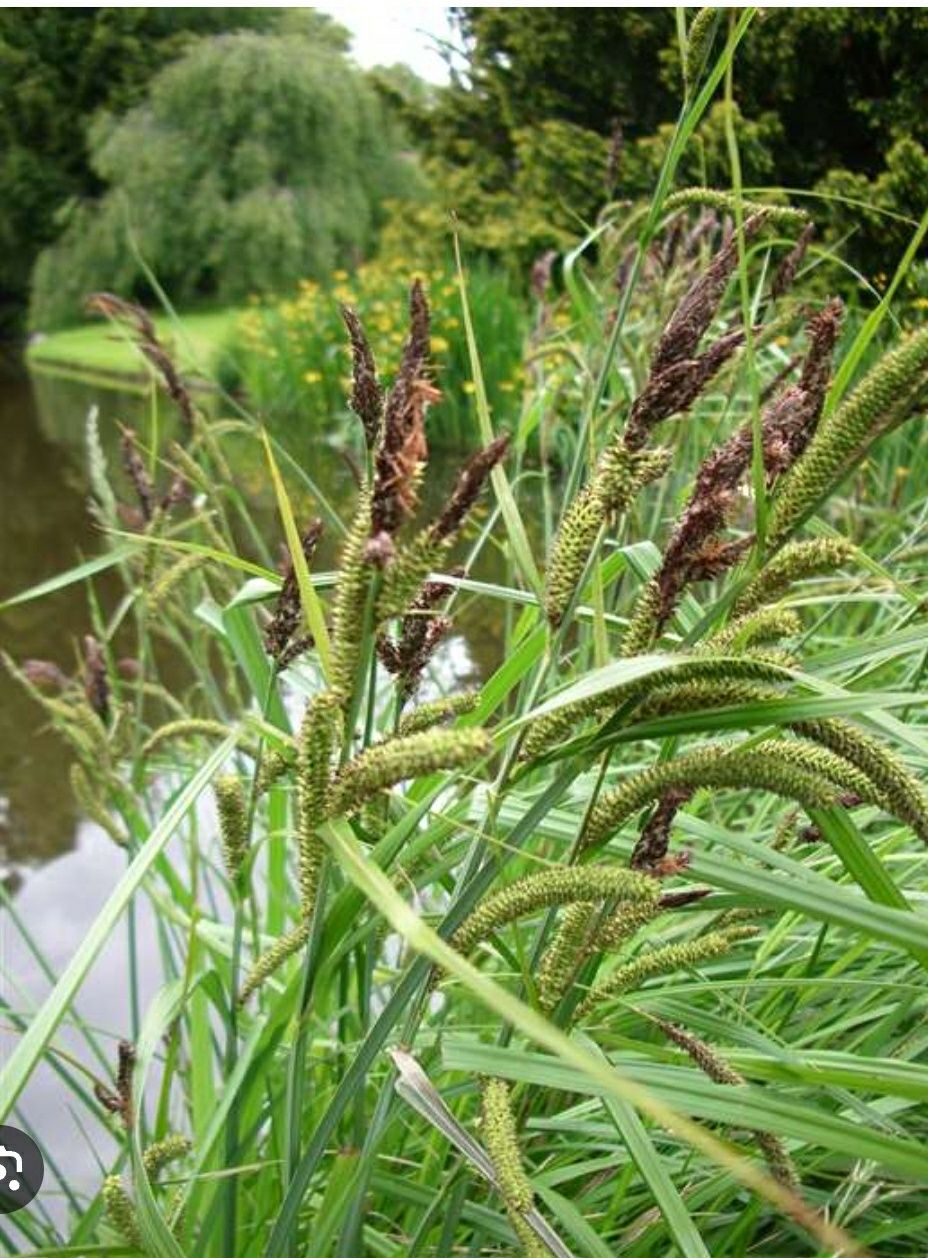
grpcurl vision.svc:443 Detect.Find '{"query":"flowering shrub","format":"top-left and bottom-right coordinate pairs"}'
top-left (224, 258), bottom-right (528, 447)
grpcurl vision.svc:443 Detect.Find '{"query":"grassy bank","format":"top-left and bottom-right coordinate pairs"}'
top-left (26, 308), bottom-right (241, 389)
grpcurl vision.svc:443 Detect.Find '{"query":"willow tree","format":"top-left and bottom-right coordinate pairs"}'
top-left (30, 29), bottom-right (419, 329)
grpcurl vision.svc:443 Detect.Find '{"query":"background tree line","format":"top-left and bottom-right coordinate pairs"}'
top-left (4, 7), bottom-right (926, 334)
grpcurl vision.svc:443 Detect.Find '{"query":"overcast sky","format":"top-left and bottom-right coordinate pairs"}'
top-left (317, 2), bottom-right (456, 82)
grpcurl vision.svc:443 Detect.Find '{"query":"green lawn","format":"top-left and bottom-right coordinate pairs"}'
top-left (26, 307), bottom-right (242, 385)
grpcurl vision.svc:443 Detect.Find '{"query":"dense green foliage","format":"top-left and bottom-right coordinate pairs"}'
top-left (28, 26), bottom-right (418, 330)
top-left (406, 7), bottom-right (928, 267)
top-left (5, 162), bottom-right (928, 1253)
top-left (0, 8), bottom-right (302, 331)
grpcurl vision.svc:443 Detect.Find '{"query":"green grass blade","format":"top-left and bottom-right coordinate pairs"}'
top-left (0, 734), bottom-right (237, 1121)
top-left (260, 428), bottom-right (332, 679)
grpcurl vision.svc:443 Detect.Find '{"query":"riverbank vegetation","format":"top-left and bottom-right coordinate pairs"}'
top-left (2, 7), bottom-right (928, 1256)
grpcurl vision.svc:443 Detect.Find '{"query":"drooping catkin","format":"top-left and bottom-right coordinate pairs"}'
top-left (142, 718), bottom-right (235, 760)
top-left (330, 485), bottom-right (373, 705)
top-left (147, 553), bottom-right (206, 617)
top-left (375, 529), bottom-right (447, 621)
top-left (214, 775), bottom-right (248, 882)
top-left (537, 902), bottom-right (596, 1014)
top-left (142, 1134), bottom-right (191, 1180)
top-left (544, 485), bottom-right (603, 629)
top-left (296, 692), bottom-right (340, 913)
top-left (706, 607), bottom-right (803, 653)
top-left (684, 8), bottom-right (718, 92)
top-left (520, 654), bottom-right (788, 761)
top-left (767, 737), bottom-right (884, 808)
top-left (239, 923), bottom-right (310, 1004)
top-left (662, 188), bottom-right (809, 229)
top-left (256, 746), bottom-right (293, 795)
top-left (732, 538), bottom-right (855, 614)
top-left (544, 447), bottom-right (671, 628)
top-left (582, 743), bottom-right (839, 851)
top-left (632, 677), bottom-right (780, 723)
top-left (537, 896), bottom-right (663, 1013)
top-left (398, 691), bottom-right (480, 736)
top-left (621, 578), bottom-right (663, 656)
top-left (83, 634), bottom-right (110, 722)
top-left (769, 325), bottom-right (928, 544)
top-left (576, 925), bottom-right (758, 1018)
top-left (655, 1018), bottom-right (799, 1188)
top-left (451, 868), bottom-right (659, 958)
top-left (481, 1078), bottom-right (546, 1257)
top-left (794, 718), bottom-right (928, 844)
top-left (241, 695), bottom-right (339, 1002)
top-left (330, 727), bottom-right (490, 815)
top-left (102, 1175), bottom-right (142, 1247)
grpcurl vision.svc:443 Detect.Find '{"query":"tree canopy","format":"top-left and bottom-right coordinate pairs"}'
top-left (29, 27), bottom-right (419, 329)
top-left (0, 9), bottom-right (330, 330)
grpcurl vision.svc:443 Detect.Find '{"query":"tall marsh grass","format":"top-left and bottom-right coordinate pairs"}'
top-left (3, 15), bottom-right (928, 1256)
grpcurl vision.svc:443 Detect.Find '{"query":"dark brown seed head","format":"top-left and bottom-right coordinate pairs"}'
top-left (429, 434), bottom-right (510, 545)
top-left (342, 305), bottom-right (384, 450)
top-left (119, 426), bottom-right (155, 522)
top-left (83, 634), bottom-right (110, 722)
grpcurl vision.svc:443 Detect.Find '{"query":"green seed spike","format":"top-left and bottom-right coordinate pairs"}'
top-left (451, 867), bottom-right (659, 958)
top-left (576, 925), bottom-right (758, 1018)
top-left (795, 718), bottom-right (928, 844)
top-left (662, 187), bottom-right (809, 229)
top-left (147, 553), bottom-right (206, 616)
top-left (768, 737), bottom-right (885, 807)
top-left (707, 607), bottom-right (803, 654)
top-left (582, 743), bottom-right (839, 852)
top-left (330, 485), bottom-right (373, 705)
top-left (376, 529), bottom-right (447, 621)
top-left (102, 1174), bottom-right (142, 1247)
top-left (142, 1133), bottom-right (191, 1180)
top-left (141, 718), bottom-right (234, 760)
top-left (633, 678), bottom-right (780, 723)
top-left (596, 897), bottom-right (666, 950)
top-left (521, 655), bottom-right (787, 761)
top-left (544, 484), bottom-right (604, 629)
top-left (544, 447), bottom-right (671, 629)
top-left (214, 775), bottom-right (248, 882)
top-left (241, 693), bottom-right (339, 1002)
top-left (481, 1078), bottom-right (547, 1257)
top-left (239, 921), bottom-right (310, 1004)
top-left (331, 727), bottom-right (491, 815)
top-left (256, 746), bottom-right (293, 795)
top-left (398, 691), bottom-right (480, 736)
top-left (537, 902), bottom-right (595, 1014)
top-left (655, 1018), bottom-right (800, 1188)
top-left (732, 538), bottom-right (855, 615)
top-left (296, 692), bottom-right (340, 914)
top-left (769, 325), bottom-right (928, 545)
top-left (684, 8), bottom-right (718, 91)
top-left (621, 577), bottom-right (662, 656)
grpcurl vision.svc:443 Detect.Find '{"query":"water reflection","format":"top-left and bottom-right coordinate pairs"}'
top-left (0, 363), bottom-right (121, 869)
top-left (1, 361), bottom-right (524, 879)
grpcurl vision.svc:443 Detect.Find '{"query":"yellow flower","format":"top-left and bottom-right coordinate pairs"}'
top-left (332, 269), bottom-right (350, 281)
top-left (430, 335), bottom-right (450, 354)
top-left (444, 316), bottom-right (461, 330)
top-left (303, 371), bottom-right (323, 385)
top-left (462, 381), bottom-right (476, 395)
